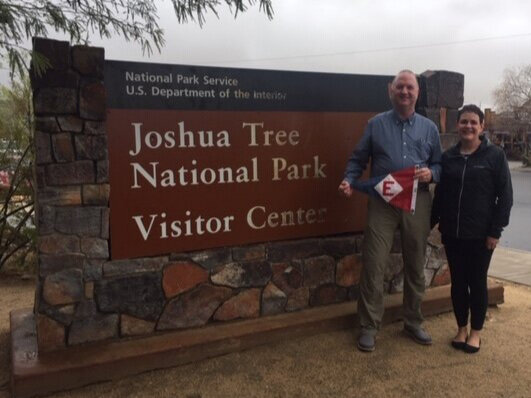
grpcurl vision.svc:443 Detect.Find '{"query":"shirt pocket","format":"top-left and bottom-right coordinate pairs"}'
top-left (409, 139), bottom-right (431, 164)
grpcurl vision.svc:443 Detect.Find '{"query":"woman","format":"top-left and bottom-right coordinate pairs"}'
top-left (431, 104), bottom-right (513, 353)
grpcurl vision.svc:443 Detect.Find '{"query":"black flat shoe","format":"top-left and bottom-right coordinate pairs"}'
top-left (464, 339), bottom-right (481, 354)
top-left (451, 340), bottom-right (467, 350)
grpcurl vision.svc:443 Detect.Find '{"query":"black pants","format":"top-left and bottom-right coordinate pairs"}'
top-left (443, 237), bottom-right (494, 331)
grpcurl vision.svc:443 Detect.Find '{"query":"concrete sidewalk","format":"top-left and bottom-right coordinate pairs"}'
top-left (507, 160), bottom-right (529, 170)
top-left (486, 162), bottom-right (531, 285)
top-left (490, 246), bottom-right (531, 286)
top-left (508, 160), bottom-right (531, 172)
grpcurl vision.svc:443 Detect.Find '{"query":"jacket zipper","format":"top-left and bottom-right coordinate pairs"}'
top-left (456, 156), bottom-right (468, 237)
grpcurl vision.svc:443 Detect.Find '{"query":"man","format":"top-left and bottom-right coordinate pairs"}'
top-left (338, 70), bottom-right (442, 352)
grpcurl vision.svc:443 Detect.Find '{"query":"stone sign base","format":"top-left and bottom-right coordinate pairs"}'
top-left (10, 283), bottom-right (504, 398)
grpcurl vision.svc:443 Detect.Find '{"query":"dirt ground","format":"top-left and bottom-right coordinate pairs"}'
top-left (1, 277), bottom-right (531, 398)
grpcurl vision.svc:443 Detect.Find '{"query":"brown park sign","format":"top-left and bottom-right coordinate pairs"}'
top-left (105, 61), bottom-right (392, 259)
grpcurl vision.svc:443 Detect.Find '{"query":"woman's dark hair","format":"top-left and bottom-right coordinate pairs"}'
top-left (457, 104), bottom-right (484, 123)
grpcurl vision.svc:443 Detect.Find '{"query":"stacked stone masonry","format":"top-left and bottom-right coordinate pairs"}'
top-left (416, 70), bottom-right (464, 150)
top-left (31, 38), bottom-right (452, 353)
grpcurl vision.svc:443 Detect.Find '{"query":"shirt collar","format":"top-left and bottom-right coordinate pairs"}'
top-left (392, 109), bottom-right (416, 126)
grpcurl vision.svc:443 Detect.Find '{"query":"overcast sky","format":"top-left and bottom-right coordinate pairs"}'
top-left (3, 0), bottom-right (531, 109)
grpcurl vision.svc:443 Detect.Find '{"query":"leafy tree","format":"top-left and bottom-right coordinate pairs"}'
top-left (0, 77), bottom-right (35, 273)
top-left (0, 1), bottom-right (273, 272)
top-left (0, 77), bottom-right (31, 144)
top-left (0, 0), bottom-right (274, 78)
top-left (0, 1), bottom-right (274, 272)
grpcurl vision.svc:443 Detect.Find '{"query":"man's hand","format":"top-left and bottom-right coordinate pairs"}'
top-left (338, 180), bottom-right (353, 197)
top-left (414, 167), bottom-right (432, 184)
top-left (486, 236), bottom-right (499, 250)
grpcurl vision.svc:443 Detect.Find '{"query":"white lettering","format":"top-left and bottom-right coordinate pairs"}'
top-left (131, 162), bottom-right (158, 188)
top-left (243, 122), bottom-right (300, 147)
top-left (271, 156), bottom-right (327, 181)
top-left (132, 214), bottom-right (158, 240)
top-left (246, 206), bottom-right (327, 230)
top-left (129, 122), bottom-right (231, 157)
top-left (133, 211), bottom-right (234, 240)
top-left (131, 158), bottom-right (259, 189)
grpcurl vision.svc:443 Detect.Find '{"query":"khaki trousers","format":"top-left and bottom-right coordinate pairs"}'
top-left (358, 190), bottom-right (431, 335)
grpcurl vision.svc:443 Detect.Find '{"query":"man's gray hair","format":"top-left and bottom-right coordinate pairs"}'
top-left (391, 69), bottom-right (419, 87)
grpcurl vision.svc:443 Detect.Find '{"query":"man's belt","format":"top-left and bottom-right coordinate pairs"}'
top-left (418, 183), bottom-right (430, 191)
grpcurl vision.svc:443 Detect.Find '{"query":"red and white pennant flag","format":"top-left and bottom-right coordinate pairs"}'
top-left (350, 166), bottom-right (419, 213)
top-left (374, 166), bottom-right (418, 213)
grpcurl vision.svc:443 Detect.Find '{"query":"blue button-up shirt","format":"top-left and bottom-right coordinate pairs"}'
top-left (343, 110), bottom-right (442, 185)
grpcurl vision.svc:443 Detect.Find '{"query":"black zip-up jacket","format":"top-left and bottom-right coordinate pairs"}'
top-left (431, 136), bottom-right (513, 240)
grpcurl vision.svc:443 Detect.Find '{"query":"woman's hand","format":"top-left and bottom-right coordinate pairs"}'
top-left (486, 236), bottom-right (499, 250)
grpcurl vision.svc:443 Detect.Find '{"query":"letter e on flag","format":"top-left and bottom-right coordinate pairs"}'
top-left (376, 175), bottom-right (403, 200)
top-left (374, 166), bottom-right (418, 213)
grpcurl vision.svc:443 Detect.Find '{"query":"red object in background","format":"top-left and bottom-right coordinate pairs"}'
top-left (0, 170), bottom-right (10, 188)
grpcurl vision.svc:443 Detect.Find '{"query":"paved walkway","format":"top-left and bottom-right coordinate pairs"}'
top-left (488, 161), bottom-right (531, 285)
top-left (489, 246), bottom-right (531, 286)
